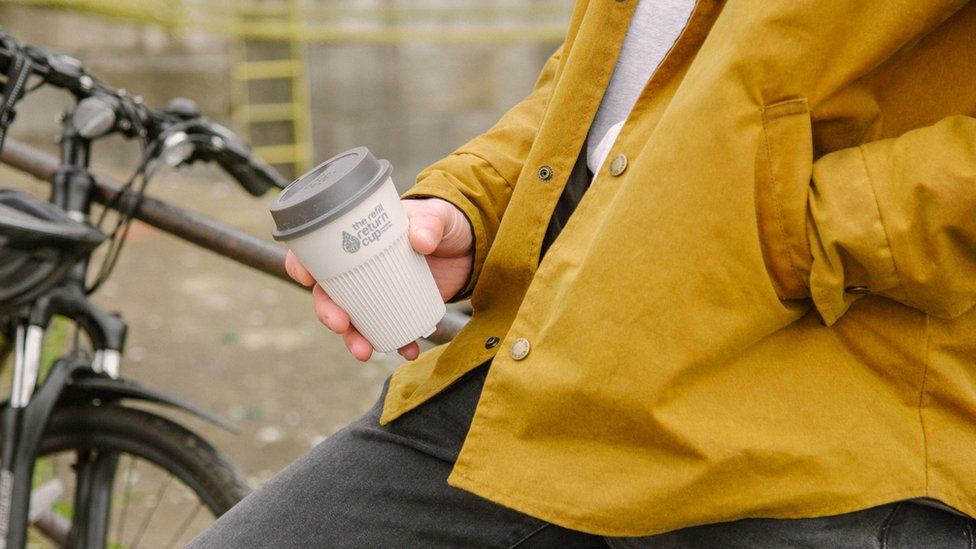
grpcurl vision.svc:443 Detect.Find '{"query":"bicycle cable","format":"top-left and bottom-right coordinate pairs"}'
top-left (0, 32), bottom-right (34, 153)
top-left (2, 31), bottom-right (167, 295)
top-left (86, 145), bottom-right (156, 294)
top-left (86, 114), bottom-right (223, 295)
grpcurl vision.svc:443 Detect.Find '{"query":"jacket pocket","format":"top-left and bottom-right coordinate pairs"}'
top-left (755, 98), bottom-right (814, 300)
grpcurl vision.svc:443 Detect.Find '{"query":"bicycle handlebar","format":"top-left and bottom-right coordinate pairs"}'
top-left (0, 40), bottom-right (90, 95)
top-left (183, 119), bottom-right (290, 195)
top-left (0, 29), bottom-right (288, 196)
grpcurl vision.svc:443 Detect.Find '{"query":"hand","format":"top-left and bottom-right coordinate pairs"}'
top-left (284, 198), bottom-right (473, 362)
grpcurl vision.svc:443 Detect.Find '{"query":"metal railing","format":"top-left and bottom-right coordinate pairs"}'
top-left (0, 0), bottom-right (574, 44)
top-left (230, 0), bottom-right (315, 175)
top-left (0, 0), bottom-right (571, 174)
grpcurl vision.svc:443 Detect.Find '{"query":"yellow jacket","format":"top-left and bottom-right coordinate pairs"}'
top-left (384, 0), bottom-right (976, 536)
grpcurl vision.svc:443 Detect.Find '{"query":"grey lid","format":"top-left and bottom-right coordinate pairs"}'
top-left (269, 147), bottom-right (392, 240)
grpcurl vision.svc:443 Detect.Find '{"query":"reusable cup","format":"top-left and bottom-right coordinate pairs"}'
top-left (269, 147), bottom-right (445, 352)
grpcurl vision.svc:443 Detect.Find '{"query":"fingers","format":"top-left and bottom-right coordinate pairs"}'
top-left (342, 326), bottom-right (373, 362)
top-left (312, 285), bottom-right (369, 362)
top-left (302, 218), bottom-right (432, 363)
top-left (301, 261), bottom-right (368, 361)
top-left (284, 250), bottom-right (316, 286)
top-left (338, 323), bottom-right (419, 363)
top-left (435, 204), bottom-right (474, 257)
top-left (425, 254), bottom-right (473, 301)
top-left (404, 198), bottom-right (473, 258)
top-left (312, 284), bottom-right (420, 362)
top-left (312, 284), bottom-right (349, 333)
top-left (406, 207), bottom-right (446, 256)
top-left (398, 341), bottom-right (420, 361)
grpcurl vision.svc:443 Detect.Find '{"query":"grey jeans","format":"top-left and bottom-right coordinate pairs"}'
top-left (190, 364), bottom-right (975, 548)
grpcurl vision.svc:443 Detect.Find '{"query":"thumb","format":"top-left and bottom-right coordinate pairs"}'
top-left (407, 209), bottom-right (446, 255)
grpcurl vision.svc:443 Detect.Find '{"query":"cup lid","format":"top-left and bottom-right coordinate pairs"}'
top-left (269, 147), bottom-right (392, 240)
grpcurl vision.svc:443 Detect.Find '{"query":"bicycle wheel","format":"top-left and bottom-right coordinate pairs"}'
top-left (27, 403), bottom-right (250, 548)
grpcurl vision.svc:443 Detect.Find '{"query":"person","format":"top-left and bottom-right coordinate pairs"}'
top-left (192, 0), bottom-right (976, 546)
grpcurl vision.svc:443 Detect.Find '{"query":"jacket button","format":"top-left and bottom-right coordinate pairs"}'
top-left (845, 286), bottom-right (871, 295)
top-left (608, 154), bottom-right (628, 176)
top-left (509, 337), bottom-right (530, 361)
top-left (537, 165), bottom-right (554, 182)
top-left (485, 336), bottom-right (500, 349)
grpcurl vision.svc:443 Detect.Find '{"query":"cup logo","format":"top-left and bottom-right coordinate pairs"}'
top-left (342, 231), bottom-right (362, 253)
top-left (343, 204), bottom-right (393, 253)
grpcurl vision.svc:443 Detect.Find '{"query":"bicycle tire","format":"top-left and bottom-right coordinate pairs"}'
top-left (32, 403), bottom-right (250, 547)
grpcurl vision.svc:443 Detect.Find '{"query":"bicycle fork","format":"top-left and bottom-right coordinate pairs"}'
top-left (0, 322), bottom-right (44, 549)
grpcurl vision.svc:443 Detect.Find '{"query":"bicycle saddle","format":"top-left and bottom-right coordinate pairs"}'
top-left (0, 189), bottom-right (104, 311)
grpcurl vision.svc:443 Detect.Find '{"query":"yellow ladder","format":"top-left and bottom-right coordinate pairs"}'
top-left (230, 0), bottom-right (313, 179)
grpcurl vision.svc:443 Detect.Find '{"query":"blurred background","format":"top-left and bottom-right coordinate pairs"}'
top-left (0, 0), bottom-right (570, 487)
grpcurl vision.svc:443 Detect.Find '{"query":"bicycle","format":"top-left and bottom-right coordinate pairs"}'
top-left (0, 28), bottom-right (289, 548)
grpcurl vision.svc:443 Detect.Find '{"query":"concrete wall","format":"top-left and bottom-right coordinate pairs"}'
top-left (0, 6), bottom-right (230, 146)
top-left (0, 2), bottom-right (564, 189)
top-left (307, 41), bottom-right (556, 186)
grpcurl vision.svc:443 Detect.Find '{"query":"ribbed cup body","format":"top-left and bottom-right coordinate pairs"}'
top-left (321, 232), bottom-right (445, 352)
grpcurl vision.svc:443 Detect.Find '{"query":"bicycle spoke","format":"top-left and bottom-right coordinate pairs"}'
top-left (166, 502), bottom-right (203, 548)
top-left (130, 473), bottom-right (172, 549)
top-left (53, 454), bottom-right (60, 484)
top-left (24, 405), bottom-right (243, 547)
top-left (114, 454), bottom-right (138, 544)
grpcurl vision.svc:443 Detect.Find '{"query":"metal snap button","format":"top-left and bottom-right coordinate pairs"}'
top-left (845, 286), bottom-right (871, 295)
top-left (485, 336), bottom-right (500, 349)
top-left (608, 154), bottom-right (628, 176)
top-left (509, 337), bottom-right (530, 361)
top-left (537, 165), bottom-right (554, 182)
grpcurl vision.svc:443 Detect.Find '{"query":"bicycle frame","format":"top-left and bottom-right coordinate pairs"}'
top-left (0, 96), bottom-right (123, 547)
top-left (2, 68), bottom-right (304, 545)
top-left (0, 98), bottom-right (231, 549)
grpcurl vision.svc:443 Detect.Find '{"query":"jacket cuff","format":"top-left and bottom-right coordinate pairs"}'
top-left (808, 145), bottom-right (900, 325)
top-left (401, 173), bottom-right (488, 302)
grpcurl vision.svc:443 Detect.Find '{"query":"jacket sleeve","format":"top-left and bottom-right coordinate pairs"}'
top-left (797, 115), bottom-right (976, 325)
top-left (401, 45), bottom-right (563, 301)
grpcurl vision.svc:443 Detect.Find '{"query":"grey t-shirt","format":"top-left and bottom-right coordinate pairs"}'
top-left (586, 0), bottom-right (696, 174)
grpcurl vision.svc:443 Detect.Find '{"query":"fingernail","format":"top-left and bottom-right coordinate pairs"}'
top-left (415, 228), bottom-right (435, 247)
